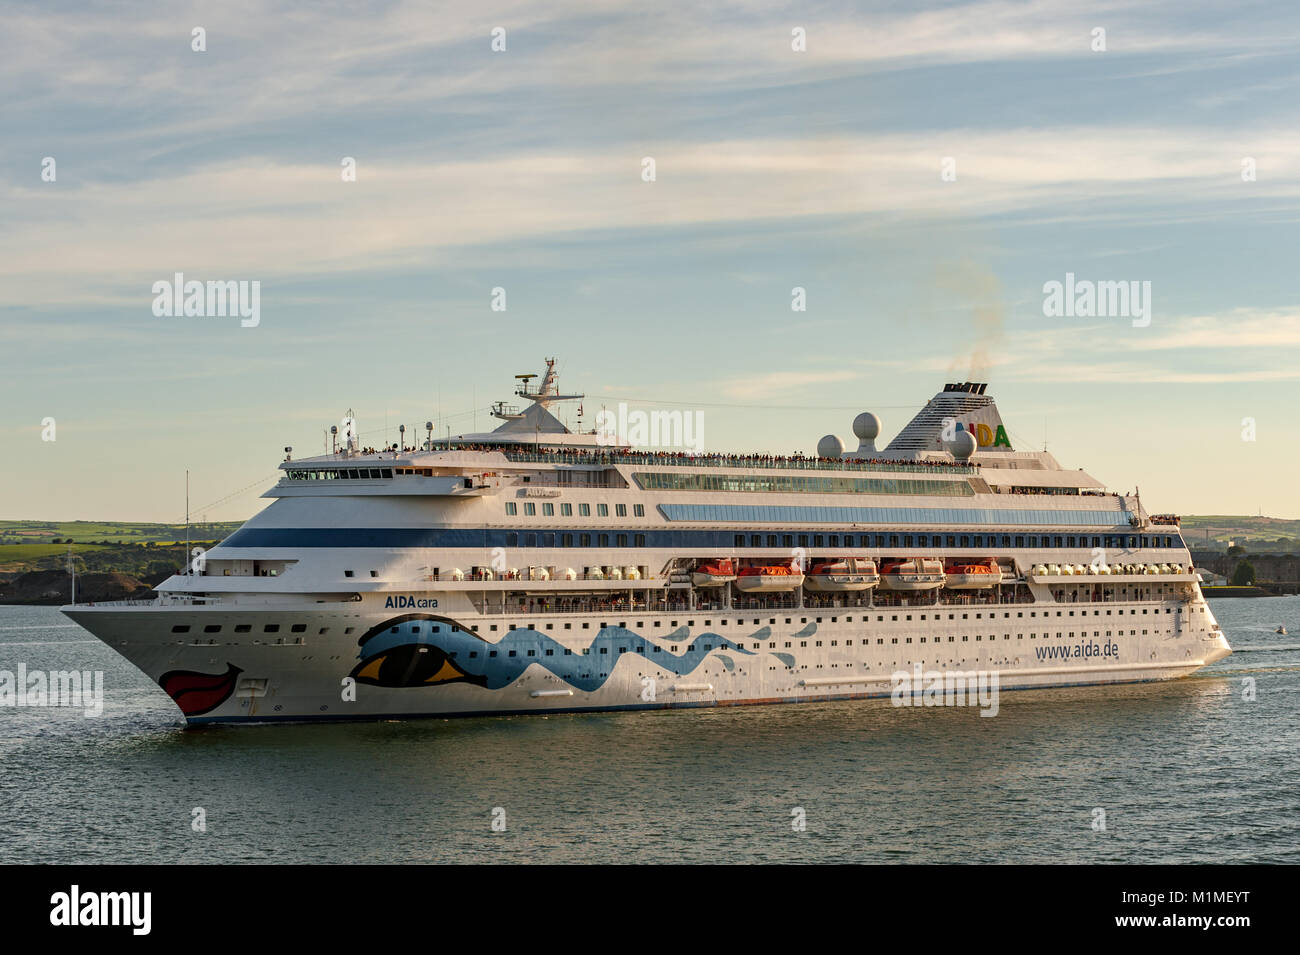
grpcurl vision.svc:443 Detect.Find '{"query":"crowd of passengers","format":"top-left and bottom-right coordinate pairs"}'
top-left (350, 442), bottom-right (982, 470)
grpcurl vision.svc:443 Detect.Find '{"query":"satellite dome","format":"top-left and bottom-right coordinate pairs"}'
top-left (817, 434), bottom-right (845, 459)
top-left (852, 413), bottom-right (881, 441)
top-left (948, 430), bottom-right (977, 459)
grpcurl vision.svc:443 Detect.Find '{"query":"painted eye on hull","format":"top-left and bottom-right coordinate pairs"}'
top-left (350, 644), bottom-right (487, 689)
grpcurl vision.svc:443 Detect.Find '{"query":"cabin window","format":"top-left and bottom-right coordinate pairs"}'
top-left (579, 503), bottom-right (591, 516)
top-left (524, 503), bottom-right (536, 516)
top-left (505, 502), bottom-right (517, 515)
top-left (543, 503), bottom-right (554, 516)
top-left (597, 504), bottom-right (609, 517)
top-left (561, 503), bottom-right (572, 516)
top-left (616, 504), bottom-right (627, 516)
top-left (633, 504), bottom-right (645, 517)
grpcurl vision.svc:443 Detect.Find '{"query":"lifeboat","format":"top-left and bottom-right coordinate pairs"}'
top-left (692, 559), bottom-right (737, 588)
top-left (879, 558), bottom-right (945, 591)
top-left (804, 558), bottom-right (879, 592)
top-left (734, 564), bottom-right (805, 593)
top-left (944, 559), bottom-right (1003, 589)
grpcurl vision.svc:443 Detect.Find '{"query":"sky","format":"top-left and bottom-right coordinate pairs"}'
top-left (2, 0), bottom-right (1299, 523)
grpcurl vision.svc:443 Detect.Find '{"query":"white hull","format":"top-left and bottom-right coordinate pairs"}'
top-left (63, 590), bottom-right (1231, 723)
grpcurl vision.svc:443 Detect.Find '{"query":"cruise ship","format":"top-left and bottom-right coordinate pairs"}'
top-left (63, 360), bottom-right (1231, 723)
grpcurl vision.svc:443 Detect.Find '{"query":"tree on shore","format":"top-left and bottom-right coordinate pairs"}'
top-left (1230, 560), bottom-right (1256, 586)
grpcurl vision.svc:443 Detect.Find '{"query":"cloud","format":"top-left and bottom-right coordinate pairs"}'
top-left (6, 126), bottom-right (1300, 308)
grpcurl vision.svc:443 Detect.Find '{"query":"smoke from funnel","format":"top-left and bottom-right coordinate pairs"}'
top-left (934, 260), bottom-right (1004, 380)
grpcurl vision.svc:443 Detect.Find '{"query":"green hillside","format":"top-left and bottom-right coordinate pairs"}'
top-left (1178, 516), bottom-right (1300, 552)
top-left (0, 519), bottom-right (241, 546)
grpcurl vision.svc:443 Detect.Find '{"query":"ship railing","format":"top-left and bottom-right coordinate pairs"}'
top-left (69, 598), bottom-right (160, 608)
top-left (425, 572), bottom-right (655, 583)
top-left (493, 449), bottom-right (977, 475)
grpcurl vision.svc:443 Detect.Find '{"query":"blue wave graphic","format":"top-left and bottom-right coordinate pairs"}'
top-left (356, 614), bottom-right (757, 692)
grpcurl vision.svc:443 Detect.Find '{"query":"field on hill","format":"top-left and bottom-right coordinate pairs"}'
top-left (0, 519), bottom-right (242, 547)
top-left (1179, 516), bottom-right (1300, 551)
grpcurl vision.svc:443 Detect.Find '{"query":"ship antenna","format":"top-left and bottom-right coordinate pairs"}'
top-left (185, 469), bottom-right (190, 577)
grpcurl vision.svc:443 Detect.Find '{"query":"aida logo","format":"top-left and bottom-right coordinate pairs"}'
top-left (383, 595), bottom-right (438, 609)
top-left (957, 422), bottom-right (1011, 448)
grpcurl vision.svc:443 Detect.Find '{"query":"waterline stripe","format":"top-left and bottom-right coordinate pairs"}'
top-left (0, 625), bottom-right (83, 632)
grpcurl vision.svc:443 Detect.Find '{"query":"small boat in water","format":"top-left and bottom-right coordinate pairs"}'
top-left (1276, 626), bottom-right (1288, 635)
top-left (804, 558), bottom-right (879, 592)
top-left (735, 564), bottom-right (805, 593)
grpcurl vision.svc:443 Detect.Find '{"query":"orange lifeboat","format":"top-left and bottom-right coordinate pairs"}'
top-left (804, 558), bottom-right (879, 592)
top-left (944, 558), bottom-right (1003, 590)
top-left (734, 564), bottom-right (805, 593)
top-left (879, 558), bottom-right (945, 591)
top-left (692, 559), bottom-right (737, 588)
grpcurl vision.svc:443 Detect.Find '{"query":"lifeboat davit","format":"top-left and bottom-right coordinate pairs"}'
top-left (692, 559), bottom-right (737, 588)
top-left (944, 559), bottom-right (1003, 589)
top-left (879, 558), bottom-right (945, 591)
top-left (804, 558), bottom-right (879, 592)
top-left (734, 564), bottom-right (805, 593)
